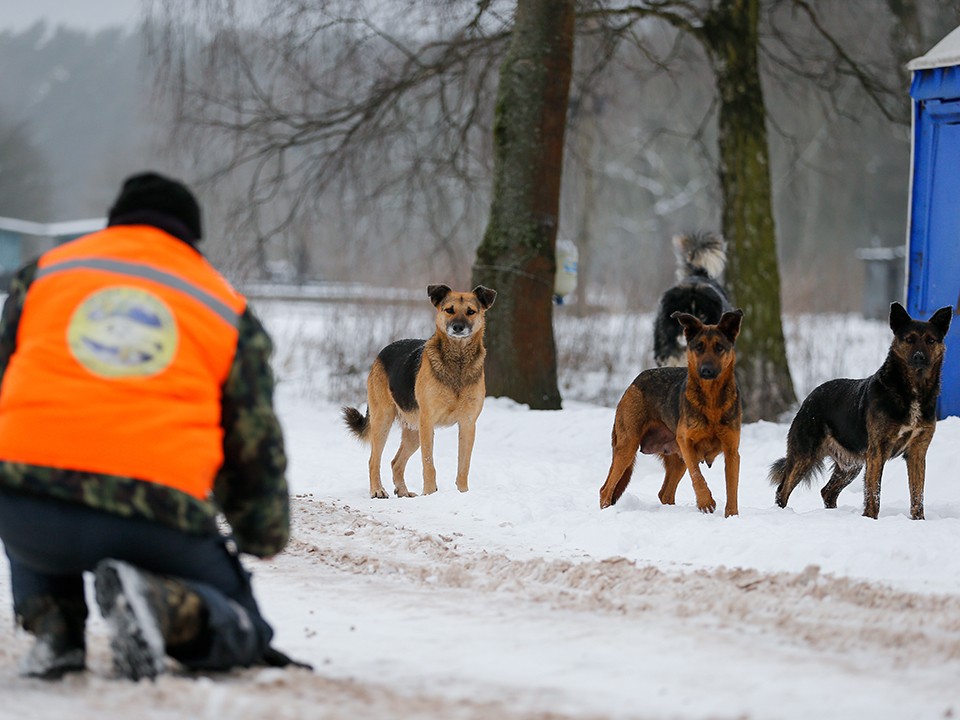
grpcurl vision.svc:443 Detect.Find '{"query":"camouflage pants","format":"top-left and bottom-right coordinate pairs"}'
top-left (0, 488), bottom-right (273, 671)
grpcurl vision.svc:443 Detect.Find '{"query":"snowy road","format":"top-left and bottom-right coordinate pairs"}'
top-left (261, 496), bottom-right (960, 719)
top-left (4, 490), bottom-right (960, 719)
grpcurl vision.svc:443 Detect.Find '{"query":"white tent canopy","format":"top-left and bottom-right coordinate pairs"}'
top-left (908, 25), bottom-right (960, 70)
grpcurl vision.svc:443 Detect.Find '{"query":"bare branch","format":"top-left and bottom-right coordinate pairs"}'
top-left (785, 0), bottom-right (902, 123)
top-left (579, 2), bottom-right (707, 38)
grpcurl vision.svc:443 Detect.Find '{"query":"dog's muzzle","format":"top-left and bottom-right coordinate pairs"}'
top-left (447, 322), bottom-right (472, 338)
top-left (910, 351), bottom-right (929, 369)
top-left (698, 366), bottom-right (719, 380)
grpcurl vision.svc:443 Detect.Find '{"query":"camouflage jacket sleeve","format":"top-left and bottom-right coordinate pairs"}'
top-left (0, 261), bottom-right (38, 382)
top-left (213, 306), bottom-right (290, 557)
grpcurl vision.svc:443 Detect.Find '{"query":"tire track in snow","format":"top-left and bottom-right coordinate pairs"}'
top-left (0, 664), bottom-right (593, 720)
top-left (289, 496), bottom-right (960, 668)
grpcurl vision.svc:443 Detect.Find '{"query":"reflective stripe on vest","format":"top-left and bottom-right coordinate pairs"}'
top-left (0, 225), bottom-right (247, 500)
top-left (36, 258), bottom-right (241, 329)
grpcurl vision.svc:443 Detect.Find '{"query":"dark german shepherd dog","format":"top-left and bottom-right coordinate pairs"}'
top-left (653, 232), bottom-right (732, 367)
top-left (771, 302), bottom-right (952, 519)
top-left (600, 309), bottom-right (744, 516)
top-left (343, 284), bottom-right (496, 498)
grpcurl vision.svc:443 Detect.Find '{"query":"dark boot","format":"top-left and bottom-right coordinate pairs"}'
top-left (18, 595), bottom-right (87, 679)
top-left (93, 559), bottom-right (206, 681)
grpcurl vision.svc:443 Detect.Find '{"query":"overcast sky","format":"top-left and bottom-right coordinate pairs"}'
top-left (2, 0), bottom-right (140, 33)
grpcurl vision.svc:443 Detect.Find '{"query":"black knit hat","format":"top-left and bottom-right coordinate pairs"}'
top-left (107, 172), bottom-right (203, 243)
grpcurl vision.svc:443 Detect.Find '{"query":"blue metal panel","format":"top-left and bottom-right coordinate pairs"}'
top-left (907, 71), bottom-right (960, 418)
top-left (910, 65), bottom-right (960, 101)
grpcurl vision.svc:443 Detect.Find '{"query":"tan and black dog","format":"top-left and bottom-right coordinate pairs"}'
top-left (343, 284), bottom-right (496, 498)
top-left (599, 309), bottom-right (744, 516)
top-left (771, 302), bottom-right (952, 519)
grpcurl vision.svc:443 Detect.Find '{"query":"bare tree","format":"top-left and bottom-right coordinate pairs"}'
top-left (146, 0), bottom-right (511, 280)
top-left (582, 0), bottom-right (912, 420)
top-left (471, 0), bottom-right (576, 409)
top-left (148, 0), bottom-right (577, 406)
top-left (145, 0), bottom-right (928, 416)
top-left (704, 0), bottom-right (797, 420)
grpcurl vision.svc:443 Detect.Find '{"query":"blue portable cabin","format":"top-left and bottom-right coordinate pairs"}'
top-left (906, 27), bottom-right (960, 419)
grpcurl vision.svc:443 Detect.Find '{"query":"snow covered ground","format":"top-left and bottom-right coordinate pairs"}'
top-left (2, 299), bottom-right (960, 719)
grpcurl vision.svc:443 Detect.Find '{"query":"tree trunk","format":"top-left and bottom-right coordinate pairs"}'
top-left (702, 0), bottom-right (797, 422)
top-left (573, 102), bottom-right (597, 317)
top-left (472, 0), bottom-right (575, 409)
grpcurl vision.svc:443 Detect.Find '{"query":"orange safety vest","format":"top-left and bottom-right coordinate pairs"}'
top-left (0, 225), bottom-right (247, 500)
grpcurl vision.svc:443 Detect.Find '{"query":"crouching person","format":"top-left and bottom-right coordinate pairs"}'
top-left (0, 172), bottom-right (306, 680)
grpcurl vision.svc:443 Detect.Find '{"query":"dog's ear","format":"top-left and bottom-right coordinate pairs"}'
top-left (717, 309), bottom-right (744, 344)
top-left (671, 311), bottom-right (703, 339)
top-left (889, 302), bottom-right (912, 335)
top-left (929, 306), bottom-right (953, 339)
top-left (472, 285), bottom-right (497, 309)
top-left (427, 284), bottom-right (452, 308)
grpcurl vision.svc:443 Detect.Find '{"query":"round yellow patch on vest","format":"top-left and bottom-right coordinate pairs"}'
top-left (67, 286), bottom-right (179, 378)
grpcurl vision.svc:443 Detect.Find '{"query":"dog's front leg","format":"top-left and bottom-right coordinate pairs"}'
top-left (419, 417), bottom-right (438, 495)
top-left (678, 438), bottom-right (716, 514)
top-left (862, 451), bottom-right (885, 519)
top-left (455, 418), bottom-right (477, 493)
top-left (905, 433), bottom-right (932, 520)
top-left (722, 441), bottom-right (740, 518)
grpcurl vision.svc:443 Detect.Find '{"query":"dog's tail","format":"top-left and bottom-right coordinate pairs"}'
top-left (768, 457), bottom-right (788, 487)
top-left (673, 232), bottom-right (727, 281)
top-left (342, 406), bottom-right (370, 441)
top-left (768, 455), bottom-right (824, 486)
top-left (769, 454), bottom-right (824, 508)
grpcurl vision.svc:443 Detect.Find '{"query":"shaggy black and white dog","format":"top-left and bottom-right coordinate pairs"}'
top-left (653, 232), bottom-right (732, 367)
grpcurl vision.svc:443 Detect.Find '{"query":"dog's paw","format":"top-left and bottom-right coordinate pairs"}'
top-left (724, 505), bottom-right (738, 517)
top-left (422, 484), bottom-right (438, 495)
top-left (370, 487), bottom-right (389, 499)
top-left (697, 496), bottom-right (717, 514)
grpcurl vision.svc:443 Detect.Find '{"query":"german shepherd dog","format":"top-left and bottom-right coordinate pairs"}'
top-left (343, 284), bottom-right (497, 498)
top-left (600, 309), bottom-right (744, 516)
top-left (653, 233), bottom-right (732, 367)
top-left (770, 302), bottom-right (952, 520)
